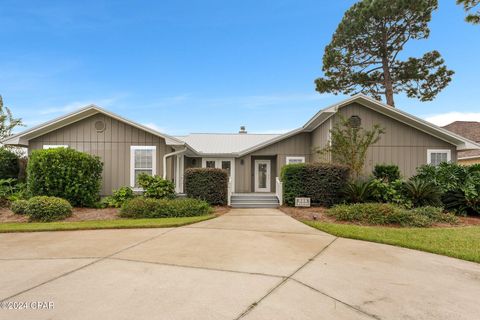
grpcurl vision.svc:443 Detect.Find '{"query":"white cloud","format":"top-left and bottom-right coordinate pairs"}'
top-left (142, 122), bottom-right (166, 132)
top-left (424, 112), bottom-right (480, 126)
top-left (39, 97), bottom-right (118, 115)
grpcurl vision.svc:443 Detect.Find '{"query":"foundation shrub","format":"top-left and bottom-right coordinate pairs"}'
top-left (184, 168), bottom-right (228, 205)
top-left (281, 163), bottom-right (350, 207)
top-left (27, 148), bottom-right (103, 207)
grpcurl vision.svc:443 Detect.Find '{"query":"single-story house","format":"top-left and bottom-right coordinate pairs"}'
top-left (4, 94), bottom-right (480, 206)
top-left (443, 121), bottom-right (480, 165)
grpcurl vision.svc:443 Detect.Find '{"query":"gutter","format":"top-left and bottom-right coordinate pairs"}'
top-left (163, 147), bottom-right (187, 179)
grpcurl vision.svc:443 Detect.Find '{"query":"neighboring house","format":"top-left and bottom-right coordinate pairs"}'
top-left (443, 121), bottom-right (480, 165)
top-left (3, 94), bottom-right (479, 206)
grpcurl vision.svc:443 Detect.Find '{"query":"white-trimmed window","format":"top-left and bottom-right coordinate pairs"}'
top-left (43, 145), bottom-right (68, 149)
top-left (286, 156), bottom-right (306, 164)
top-left (130, 146), bottom-right (156, 189)
top-left (427, 149), bottom-right (451, 166)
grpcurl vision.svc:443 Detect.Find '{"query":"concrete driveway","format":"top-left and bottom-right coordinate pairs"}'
top-left (0, 208), bottom-right (479, 320)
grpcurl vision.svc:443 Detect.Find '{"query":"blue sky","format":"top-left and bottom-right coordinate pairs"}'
top-left (1, 0), bottom-right (479, 135)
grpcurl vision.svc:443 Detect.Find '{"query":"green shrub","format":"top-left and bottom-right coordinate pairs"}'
top-left (410, 206), bottom-right (458, 224)
top-left (101, 186), bottom-right (135, 208)
top-left (27, 148), bottom-right (103, 207)
top-left (281, 163), bottom-right (350, 207)
top-left (373, 164), bottom-right (401, 182)
top-left (184, 168), bottom-right (228, 205)
top-left (370, 179), bottom-right (408, 206)
top-left (0, 178), bottom-right (19, 207)
top-left (344, 179), bottom-right (375, 203)
top-left (327, 203), bottom-right (456, 227)
top-left (415, 163), bottom-right (480, 215)
top-left (26, 196), bottom-right (72, 222)
top-left (0, 148), bottom-right (19, 180)
top-left (120, 197), bottom-right (211, 218)
top-left (10, 199), bottom-right (28, 214)
top-left (402, 179), bottom-right (442, 208)
top-left (137, 174), bottom-right (175, 199)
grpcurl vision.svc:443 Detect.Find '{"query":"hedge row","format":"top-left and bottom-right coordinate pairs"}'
top-left (120, 197), bottom-right (211, 218)
top-left (184, 168), bottom-right (228, 205)
top-left (281, 163), bottom-right (350, 207)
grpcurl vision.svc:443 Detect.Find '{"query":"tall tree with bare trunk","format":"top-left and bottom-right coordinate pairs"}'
top-left (315, 0), bottom-right (454, 107)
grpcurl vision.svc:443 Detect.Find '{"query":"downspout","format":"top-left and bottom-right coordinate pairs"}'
top-left (163, 147), bottom-right (187, 179)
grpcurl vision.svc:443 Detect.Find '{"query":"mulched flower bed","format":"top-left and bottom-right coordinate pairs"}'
top-left (0, 205), bottom-right (229, 223)
top-left (279, 206), bottom-right (480, 227)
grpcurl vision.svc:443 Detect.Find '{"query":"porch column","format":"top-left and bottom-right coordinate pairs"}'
top-left (175, 154), bottom-right (185, 193)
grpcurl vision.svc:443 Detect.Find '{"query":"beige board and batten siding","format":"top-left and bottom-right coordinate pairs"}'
top-left (310, 102), bottom-right (457, 177)
top-left (235, 132), bottom-right (311, 192)
top-left (29, 113), bottom-right (170, 195)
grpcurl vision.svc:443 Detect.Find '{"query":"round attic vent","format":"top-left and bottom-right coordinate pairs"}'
top-left (94, 120), bottom-right (106, 132)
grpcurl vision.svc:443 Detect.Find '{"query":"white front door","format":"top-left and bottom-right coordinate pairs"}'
top-left (254, 160), bottom-right (271, 192)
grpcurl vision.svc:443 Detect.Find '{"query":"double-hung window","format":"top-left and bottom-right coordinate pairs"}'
top-left (427, 149), bottom-right (451, 166)
top-left (130, 146), bottom-right (156, 189)
top-left (286, 156), bottom-right (305, 164)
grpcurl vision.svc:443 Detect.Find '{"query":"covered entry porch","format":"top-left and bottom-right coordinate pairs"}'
top-left (169, 153), bottom-right (284, 206)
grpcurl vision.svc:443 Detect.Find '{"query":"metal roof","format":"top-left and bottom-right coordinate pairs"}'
top-left (174, 133), bottom-right (281, 155)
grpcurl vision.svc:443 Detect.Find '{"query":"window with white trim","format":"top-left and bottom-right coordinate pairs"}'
top-left (427, 149), bottom-right (451, 166)
top-left (130, 146), bottom-right (156, 188)
top-left (286, 156), bottom-right (305, 164)
top-left (43, 145), bottom-right (68, 149)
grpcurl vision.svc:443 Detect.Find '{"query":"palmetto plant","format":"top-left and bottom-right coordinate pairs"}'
top-left (403, 179), bottom-right (442, 208)
top-left (344, 179), bottom-right (375, 203)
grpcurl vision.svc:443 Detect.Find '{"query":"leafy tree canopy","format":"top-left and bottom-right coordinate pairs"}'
top-left (0, 95), bottom-right (24, 143)
top-left (315, 0), bottom-right (454, 107)
top-left (457, 0), bottom-right (480, 24)
top-left (316, 115), bottom-right (385, 178)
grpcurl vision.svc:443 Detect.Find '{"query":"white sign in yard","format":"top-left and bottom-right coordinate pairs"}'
top-left (295, 197), bottom-right (311, 207)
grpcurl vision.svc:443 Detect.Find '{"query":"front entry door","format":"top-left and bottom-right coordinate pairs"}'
top-left (254, 160), bottom-right (271, 192)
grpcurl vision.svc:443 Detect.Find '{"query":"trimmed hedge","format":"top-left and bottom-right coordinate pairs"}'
top-left (27, 148), bottom-right (103, 207)
top-left (0, 148), bottom-right (19, 180)
top-left (327, 203), bottom-right (457, 227)
top-left (120, 197), bottom-right (211, 218)
top-left (184, 168), bottom-right (228, 205)
top-left (26, 196), bottom-right (73, 222)
top-left (281, 163), bottom-right (350, 207)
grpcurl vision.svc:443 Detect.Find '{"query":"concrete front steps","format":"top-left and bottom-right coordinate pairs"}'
top-left (230, 193), bottom-right (280, 208)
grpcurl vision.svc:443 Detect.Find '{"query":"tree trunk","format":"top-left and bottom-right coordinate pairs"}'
top-left (381, 57), bottom-right (395, 107)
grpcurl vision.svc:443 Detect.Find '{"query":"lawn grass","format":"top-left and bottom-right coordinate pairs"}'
top-left (0, 215), bottom-right (215, 233)
top-left (305, 221), bottom-right (480, 263)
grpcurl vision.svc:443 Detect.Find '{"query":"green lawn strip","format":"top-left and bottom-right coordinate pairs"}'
top-left (0, 215), bottom-right (215, 233)
top-left (304, 221), bottom-right (480, 264)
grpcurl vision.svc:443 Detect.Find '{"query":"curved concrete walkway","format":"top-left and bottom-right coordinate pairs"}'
top-left (0, 208), bottom-right (479, 319)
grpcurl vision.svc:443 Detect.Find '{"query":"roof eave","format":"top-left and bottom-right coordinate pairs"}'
top-left (3, 105), bottom-right (185, 147)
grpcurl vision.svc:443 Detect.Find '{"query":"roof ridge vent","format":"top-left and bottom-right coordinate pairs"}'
top-left (239, 126), bottom-right (247, 134)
